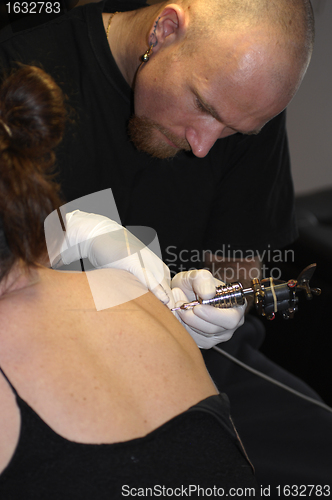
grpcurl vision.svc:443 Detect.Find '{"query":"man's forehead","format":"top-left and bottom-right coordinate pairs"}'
top-left (190, 64), bottom-right (286, 135)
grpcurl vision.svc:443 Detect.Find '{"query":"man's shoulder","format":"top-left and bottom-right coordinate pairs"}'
top-left (0, 5), bottom-right (97, 87)
top-left (0, 25), bottom-right (12, 44)
top-left (0, 0), bottom-right (146, 45)
top-left (0, 4), bottom-right (91, 46)
top-left (103, 0), bottom-right (148, 11)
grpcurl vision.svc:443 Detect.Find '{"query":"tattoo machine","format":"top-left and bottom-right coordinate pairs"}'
top-left (171, 263), bottom-right (321, 320)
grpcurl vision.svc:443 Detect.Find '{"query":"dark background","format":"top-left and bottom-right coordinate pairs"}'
top-left (258, 219), bottom-right (332, 407)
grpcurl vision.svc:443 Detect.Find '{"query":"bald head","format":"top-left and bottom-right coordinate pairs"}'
top-left (182, 0), bottom-right (314, 66)
top-left (130, 0), bottom-right (315, 158)
top-left (162, 0), bottom-right (315, 106)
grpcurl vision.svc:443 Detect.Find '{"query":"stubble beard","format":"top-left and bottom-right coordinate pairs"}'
top-left (128, 115), bottom-right (191, 160)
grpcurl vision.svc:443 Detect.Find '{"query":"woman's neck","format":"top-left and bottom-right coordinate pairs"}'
top-left (0, 261), bottom-right (41, 300)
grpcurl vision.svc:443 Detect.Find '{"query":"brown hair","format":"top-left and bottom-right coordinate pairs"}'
top-left (0, 65), bottom-right (66, 281)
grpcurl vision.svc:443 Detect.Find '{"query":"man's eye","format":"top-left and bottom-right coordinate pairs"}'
top-left (195, 98), bottom-right (207, 113)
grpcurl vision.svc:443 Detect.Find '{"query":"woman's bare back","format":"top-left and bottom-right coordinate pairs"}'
top-left (0, 267), bottom-right (217, 472)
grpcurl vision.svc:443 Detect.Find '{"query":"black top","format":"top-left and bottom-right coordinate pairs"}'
top-left (0, 367), bottom-right (257, 499)
top-left (0, 0), bottom-right (297, 273)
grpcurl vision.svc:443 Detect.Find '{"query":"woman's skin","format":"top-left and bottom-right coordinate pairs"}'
top-left (0, 264), bottom-right (218, 472)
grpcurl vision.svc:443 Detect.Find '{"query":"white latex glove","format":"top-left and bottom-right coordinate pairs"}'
top-left (171, 269), bottom-right (246, 349)
top-left (48, 210), bottom-right (172, 305)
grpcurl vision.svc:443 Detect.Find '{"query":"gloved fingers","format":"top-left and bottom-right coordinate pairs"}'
top-left (66, 210), bottom-right (120, 244)
top-left (48, 210), bottom-right (173, 306)
top-left (171, 287), bottom-right (238, 348)
top-left (171, 271), bottom-right (192, 298)
top-left (171, 286), bottom-right (241, 334)
top-left (171, 286), bottom-right (190, 308)
top-left (56, 211), bottom-right (122, 264)
top-left (132, 248), bottom-right (173, 305)
top-left (88, 229), bottom-right (169, 279)
top-left (189, 270), bottom-right (224, 299)
top-left (192, 302), bottom-right (246, 330)
top-left (155, 280), bottom-right (175, 308)
top-left (171, 269), bottom-right (221, 301)
top-left (149, 275), bottom-right (173, 306)
top-left (139, 247), bottom-right (171, 287)
top-left (88, 230), bottom-right (141, 267)
top-left (176, 308), bottom-right (229, 335)
top-left (190, 327), bottom-right (235, 345)
top-left (61, 212), bottom-right (148, 265)
top-left (121, 256), bottom-right (171, 305)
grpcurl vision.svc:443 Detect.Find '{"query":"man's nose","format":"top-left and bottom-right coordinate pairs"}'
top-left (185, 122), bottom-right (228, 158)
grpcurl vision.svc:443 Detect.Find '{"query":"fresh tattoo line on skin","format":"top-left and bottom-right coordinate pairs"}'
top-left (141, 16), bottom-right (160, 63)
top-left (150, 16), bottom-right (161, 48)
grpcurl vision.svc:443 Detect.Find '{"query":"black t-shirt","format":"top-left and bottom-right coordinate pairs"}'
top-left (0, 0), bottom-right (297, 274)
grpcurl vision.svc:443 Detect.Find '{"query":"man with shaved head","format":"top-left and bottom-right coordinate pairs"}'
top-left (1, 0), bottom-right (331, 490)
top-left (127, 0), bottom-right (313, 158)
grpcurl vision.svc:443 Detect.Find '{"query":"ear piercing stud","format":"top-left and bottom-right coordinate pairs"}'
top-left (142, 45), bottom-right (153, 62)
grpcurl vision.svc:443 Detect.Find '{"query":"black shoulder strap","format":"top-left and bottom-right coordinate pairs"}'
top-left (0, 365), bottom-right (19, 396)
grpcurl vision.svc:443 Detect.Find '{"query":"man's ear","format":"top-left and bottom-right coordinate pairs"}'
top-left (148, 4), bottom-right (187, 53)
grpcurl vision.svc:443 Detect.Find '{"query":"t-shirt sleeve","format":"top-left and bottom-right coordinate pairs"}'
top-left (203, 110), bottom-right (298, 255)
top-left (103, 0), bottom-right (148, 11)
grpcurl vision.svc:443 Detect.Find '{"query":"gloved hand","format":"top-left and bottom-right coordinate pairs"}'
top-left (171, 269), bottom-right (246, 349)
top-left (49, 210), bottom-right (172, 305)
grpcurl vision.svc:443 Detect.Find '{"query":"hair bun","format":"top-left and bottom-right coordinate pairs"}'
top-left (0, 65), bottom-right (66, 155)
top-left (0, 65), bottom-right (65, 281)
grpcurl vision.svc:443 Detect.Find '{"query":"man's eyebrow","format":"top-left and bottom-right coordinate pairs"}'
top-left (193, 89), bottom-right (263, 136)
